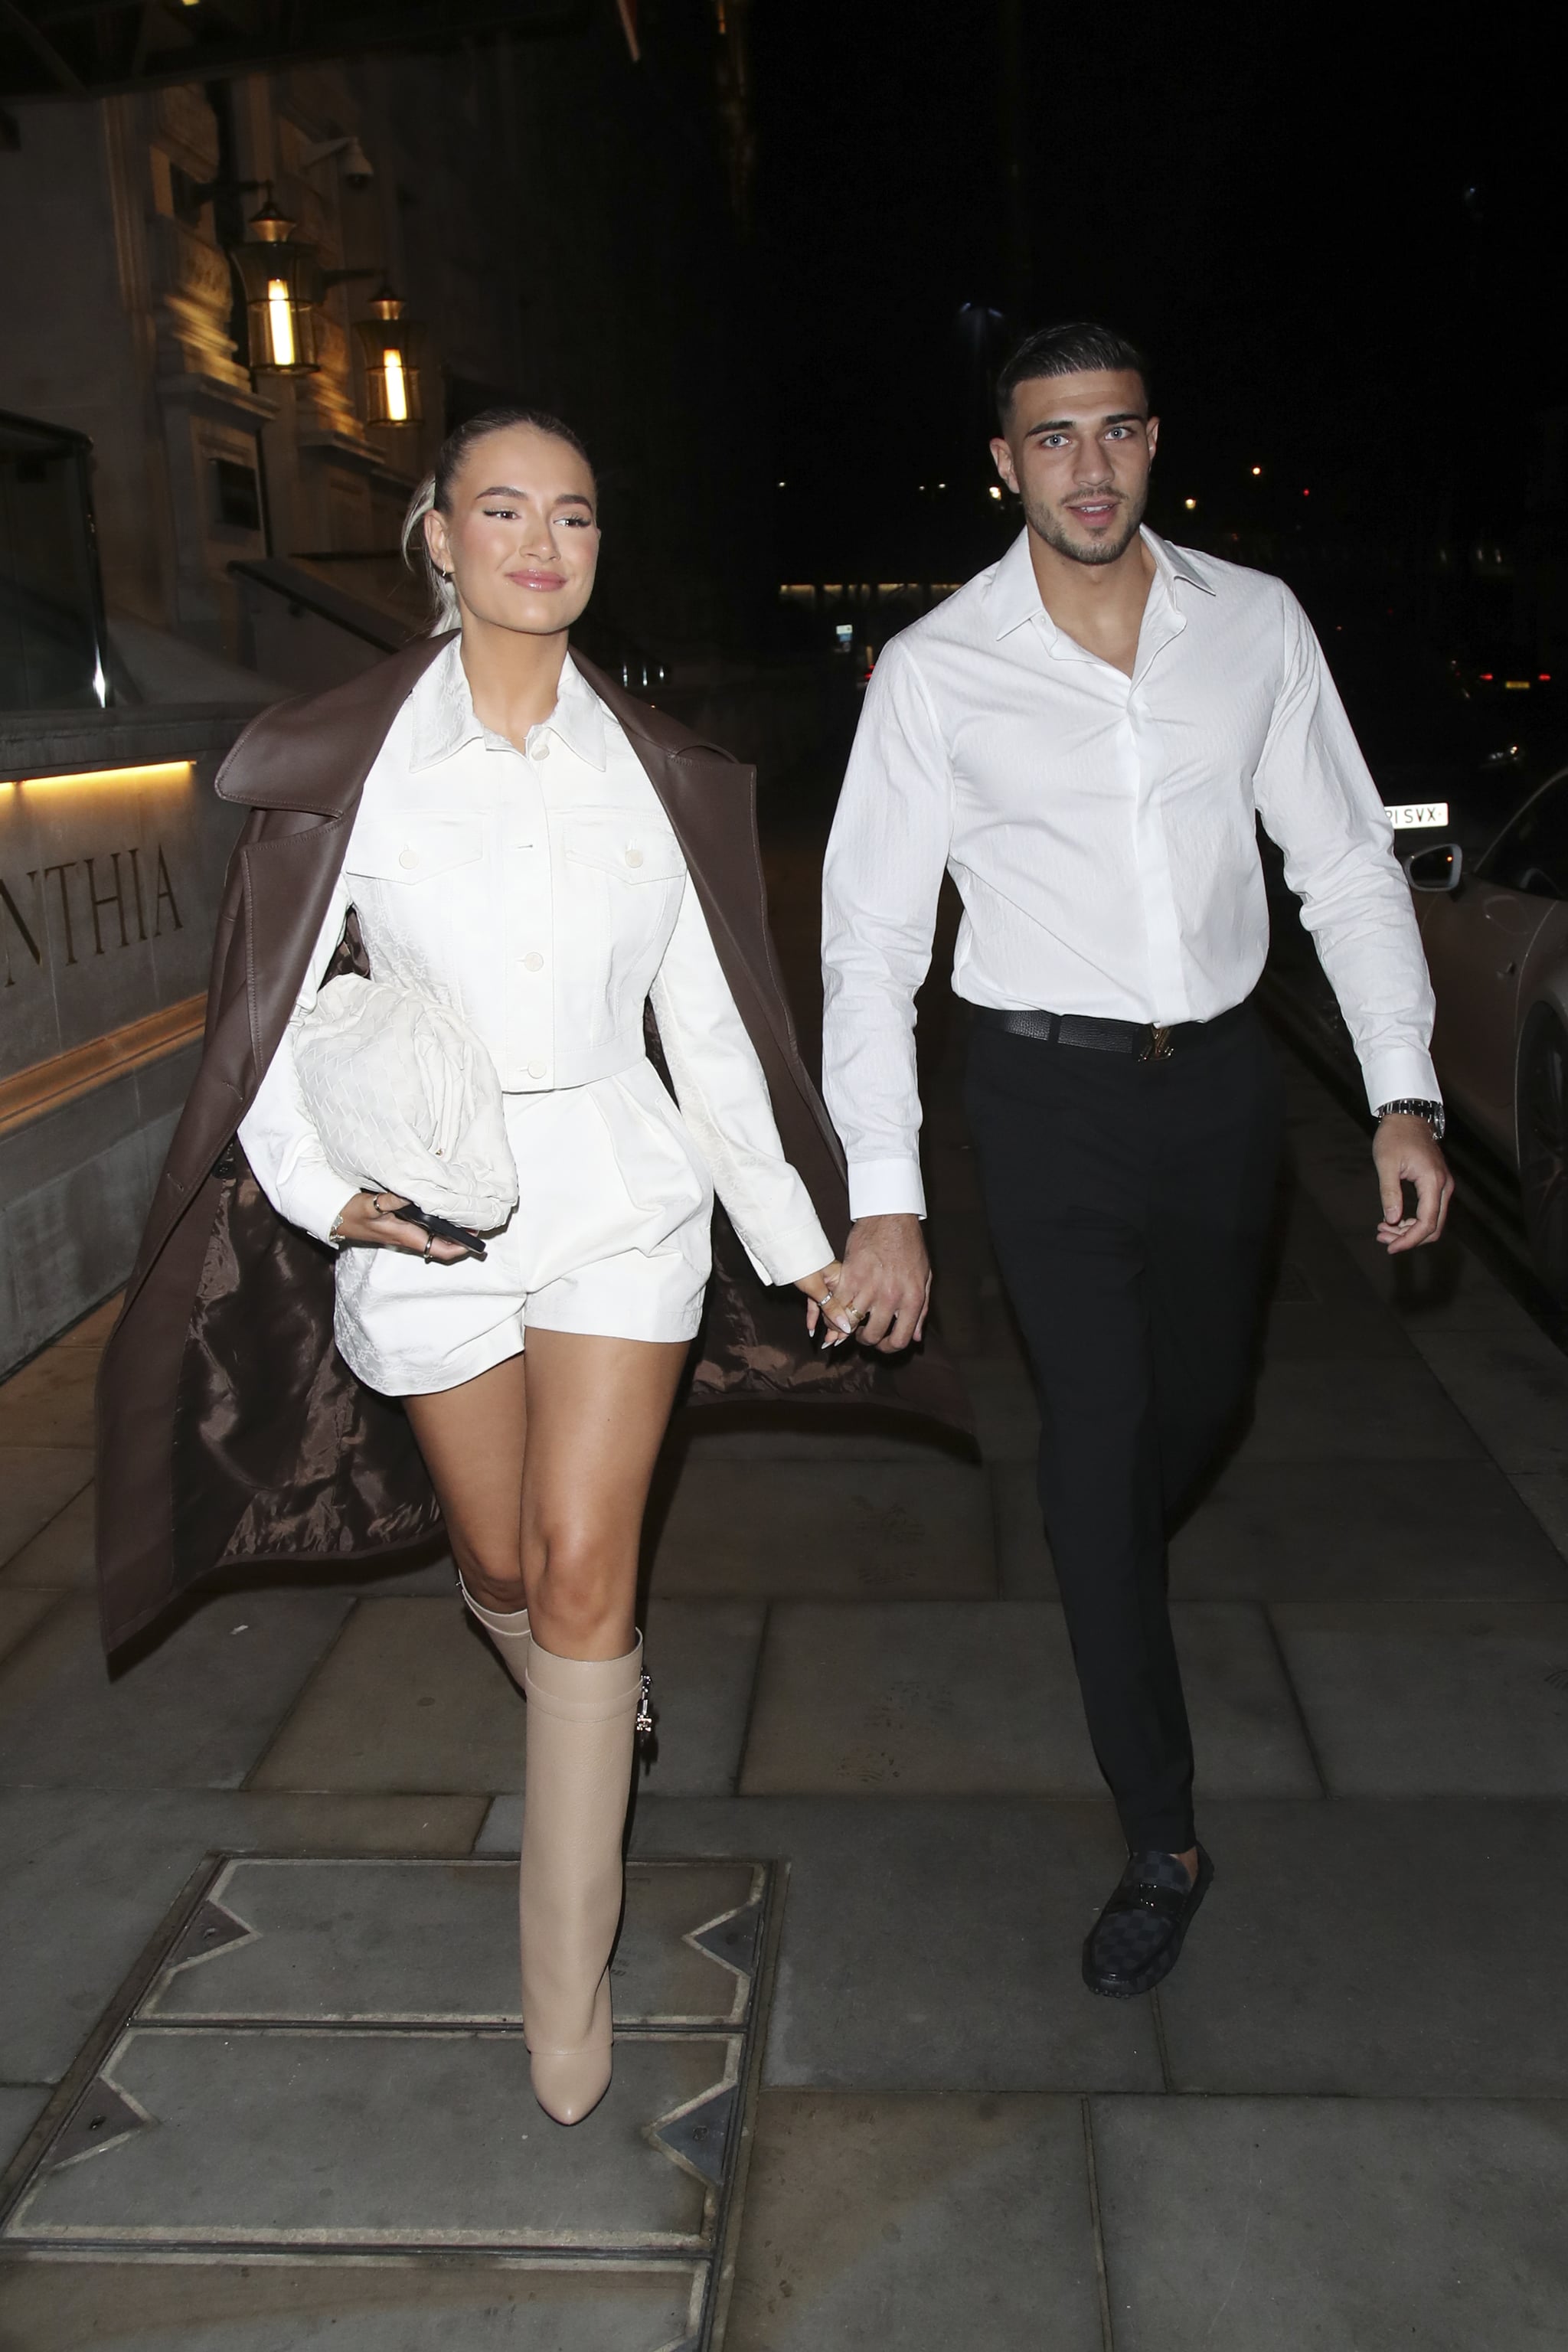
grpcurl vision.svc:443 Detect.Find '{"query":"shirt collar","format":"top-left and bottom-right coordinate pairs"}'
top-left (408, 639), bottom-right (609, 772)
top-left (984, 524), bottom-right (1215, 642)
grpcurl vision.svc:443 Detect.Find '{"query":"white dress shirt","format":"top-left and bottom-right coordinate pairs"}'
top-left (239, 642), bottom-right (831, 1286)
top-left (822, 528), bottom-right (1440, 1218)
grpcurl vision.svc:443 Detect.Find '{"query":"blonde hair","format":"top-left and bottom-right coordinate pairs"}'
top-left (400, 404), bottom-right (596, 635)
top-left (401, 475), bottom-right (459, 632)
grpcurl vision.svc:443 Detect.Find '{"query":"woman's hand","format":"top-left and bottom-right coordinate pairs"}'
top-left (794, 1261), bottom-right (858, 1347)
top-left (331, 1190), bottom-right (470, 1264)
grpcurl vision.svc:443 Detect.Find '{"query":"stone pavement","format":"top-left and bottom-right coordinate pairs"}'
top-left (3, 994), bottom-right (1568, 2344)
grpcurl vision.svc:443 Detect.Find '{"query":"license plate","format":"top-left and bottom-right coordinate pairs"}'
top-left (1387, 801), bottom-right (1449, 830)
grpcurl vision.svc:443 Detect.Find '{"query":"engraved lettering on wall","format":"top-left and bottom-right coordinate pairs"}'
top-left (0, 843), bottom-right (183, 985)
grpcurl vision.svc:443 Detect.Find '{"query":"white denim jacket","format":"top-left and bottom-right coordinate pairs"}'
top-left (238, 643), bottom-right (831, 1286)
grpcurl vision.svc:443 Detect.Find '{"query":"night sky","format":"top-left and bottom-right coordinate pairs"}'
top-left (752, 5), bottom-right (1566, 596)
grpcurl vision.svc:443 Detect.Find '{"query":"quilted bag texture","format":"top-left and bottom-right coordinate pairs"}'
top-left (292, 975), bottom-right (518, 1229)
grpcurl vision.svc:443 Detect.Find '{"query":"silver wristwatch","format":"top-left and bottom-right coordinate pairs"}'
top-left (1375, 1098), bottom-right (1446, 1142)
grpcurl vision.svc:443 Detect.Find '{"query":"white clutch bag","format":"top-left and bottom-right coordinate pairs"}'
top-left (291, 975), bottom-right (518, 1231)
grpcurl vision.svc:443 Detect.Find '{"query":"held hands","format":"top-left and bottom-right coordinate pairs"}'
top-left (796, 1213), bottom-right (932, 1353)
top-left (331, 1190), bottom-right (472, 1266)
top-left (1373, 1116), bottom-right (1454, 1254)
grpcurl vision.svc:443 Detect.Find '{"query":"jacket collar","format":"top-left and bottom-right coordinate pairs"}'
top-left (983, 524), bottom-right (1215, 641)
top-left (216, 635), bottom-right (736, 821)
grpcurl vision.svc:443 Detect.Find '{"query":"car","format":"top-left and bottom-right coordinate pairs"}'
top-left (1406, 760), bottom-right (1568, 1298)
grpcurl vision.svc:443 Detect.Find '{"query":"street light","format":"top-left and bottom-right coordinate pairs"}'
top-left (354, 289), bottom-right (423, 425)
top-left (227, 197), bottom-right (321, 375)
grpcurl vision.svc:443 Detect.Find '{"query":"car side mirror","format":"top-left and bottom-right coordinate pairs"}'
top-left (1403, 841), bottom-right (1463, 893)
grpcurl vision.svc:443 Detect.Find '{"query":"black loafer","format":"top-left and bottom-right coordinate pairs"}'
top-left (1082, 1846), bottom-right (1214, 1998)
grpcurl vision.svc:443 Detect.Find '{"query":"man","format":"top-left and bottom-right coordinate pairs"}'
top-left (819, 320), bottom-right (1452, 1998)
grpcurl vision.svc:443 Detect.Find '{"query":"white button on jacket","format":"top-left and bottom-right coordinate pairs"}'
top-left (239, 643), bottom-right (832, 1287)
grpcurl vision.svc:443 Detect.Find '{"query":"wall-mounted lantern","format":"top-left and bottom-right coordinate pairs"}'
top-left (227, 197), bottom-right (321, 374)
top-left (354, 289), bottom-right (423, 425)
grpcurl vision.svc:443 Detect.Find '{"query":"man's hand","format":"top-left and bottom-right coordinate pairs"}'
top-left (828, 1213), bottom-right (933, 1351)
top-left (1373, 1116), bottom-right (1454, 1254)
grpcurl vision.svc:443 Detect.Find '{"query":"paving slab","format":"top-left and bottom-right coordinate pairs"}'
top-left (139, 1857), bottom-right (763, 2028)
top-left (1156, 1798), bottom-right (1568, 2096)
top-left (5, 2027), bottom-right (727, 2250)
top-left (1171, 1455), bottom-right (1568, 1599)
top-left (639, 1600), bottom-right (767, 1795)
top-left (1512, 1469), bottom-right (1568, 1561)
top-left (0, 1348), bottom-right (99, 1449)
top-left (0, 1485), bottom-right (96, 1592)
top-left (648, 1458), bottom-right (996, 1602)
top-left (251, 1596), bottom-right (763, 1798)
top-left (0, 2088), bottom-right (47, 2172)
top-left (0, 1589), bottom-right (57, 1671)
top-left (0, 1790), bottom-right (486, 2085)
top-left (249, 1598), bottom-right (528, 1794)
top-left (0, 1592), bottom-right (352, 1791)
top-left (1234, 1354), bottom-right (1481, 1461)
top-left (1092, 2094), bottom-right (1568, 2351)
top-left (739, 1601), bottom-right (1097, 1795)
top-left (1256, 1294), bottom-right (1412, 1358)
top-left (1407, 1325), bottom-right (1568, 1472)
top-left (1169, 1604), bottom-right (1321, 1796)
top-left (724, 2092), bottom-right (1101, 2350)
top-left (0, 2260), bottom-right (703, 2352)
top-left (0, 1449), bottom-right (93, 1569)
top-left (625, 1795), bottom-right (1164, 2093)
top-left (50, 1295), bottom-right (122, 1350)
top-left (1272, 1600), bottom-right (1568, 1794)
top-left (739, 1601), bottom-right (1315, 1798)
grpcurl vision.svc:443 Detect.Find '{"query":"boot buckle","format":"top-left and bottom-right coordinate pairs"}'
top-left (635, 1671), bottom-right (655, 1740)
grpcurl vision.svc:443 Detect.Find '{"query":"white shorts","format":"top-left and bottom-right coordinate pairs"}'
top-left (332, 1057), bottom-right (714, 1397)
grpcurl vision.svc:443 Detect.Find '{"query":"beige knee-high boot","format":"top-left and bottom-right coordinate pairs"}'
top-left (518, 1636), bottom-right (645, 2125)
top-left (459, 1576), bottom-right (530, 1691)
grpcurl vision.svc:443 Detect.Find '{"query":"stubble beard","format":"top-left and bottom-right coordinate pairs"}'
top-left (1024, 486), bottom-right (1147, 568)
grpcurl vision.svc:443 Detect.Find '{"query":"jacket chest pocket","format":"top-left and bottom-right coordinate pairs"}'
top-left (345, 818), bottom-right (485, 886)
top-left (563, 818), bottom-right (686, 887)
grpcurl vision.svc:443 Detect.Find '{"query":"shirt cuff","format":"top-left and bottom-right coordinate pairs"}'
top-left (743, 1214), bottom-right (836, 1289)
top-left (289, 1161), bottom-right (361, 1249)
top-left (1361, 1048), bottom-right (1442, 1118)
top-left (846, 1156), bottom-right (927, 1220)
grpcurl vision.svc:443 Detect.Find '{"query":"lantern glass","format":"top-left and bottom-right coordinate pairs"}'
top-left (355, 292), bottom-right (423, 426)
top-left (228, 201), bottom-right (322, 375)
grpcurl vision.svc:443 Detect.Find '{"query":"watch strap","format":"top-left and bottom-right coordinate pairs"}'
top-left (1376, 1098), bottom-right (1446, 1141)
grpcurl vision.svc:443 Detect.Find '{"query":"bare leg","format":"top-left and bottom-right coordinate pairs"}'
top-left (514, 1330), bottom-right (691, 1658)
top-left (403, 1333), bottom-right (688, 1643)
top-left (403, 1354), bottom-right (529, 1612)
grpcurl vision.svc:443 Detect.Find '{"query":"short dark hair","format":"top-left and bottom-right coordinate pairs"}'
top-left (995, 322), bottom-right (1150, 426)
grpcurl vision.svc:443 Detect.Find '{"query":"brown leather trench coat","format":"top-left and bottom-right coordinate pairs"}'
top-left (95, 635), bottom-right (968, 1653)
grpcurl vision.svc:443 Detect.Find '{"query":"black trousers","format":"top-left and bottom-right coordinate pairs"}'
top-left (963, 1003), bottom-right (1284, 1854)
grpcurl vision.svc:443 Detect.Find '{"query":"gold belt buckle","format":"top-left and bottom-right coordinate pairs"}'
top-left (1142, 1024), bottom-right (1174, 1061)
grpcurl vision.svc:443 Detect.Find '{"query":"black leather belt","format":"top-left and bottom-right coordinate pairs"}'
top-left (973, 1001), bottom-right (1250, 1060)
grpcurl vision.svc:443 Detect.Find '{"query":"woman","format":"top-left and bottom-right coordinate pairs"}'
top-left (95, 403), bottom-right (964, 2131)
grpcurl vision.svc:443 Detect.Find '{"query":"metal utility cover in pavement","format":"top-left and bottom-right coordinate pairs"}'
top-left (0, 1856), bottom-right (776, 2350)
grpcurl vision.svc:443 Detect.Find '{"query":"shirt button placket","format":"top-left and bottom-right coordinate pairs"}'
top-left (510, 750), bottom-right (553, 1088)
